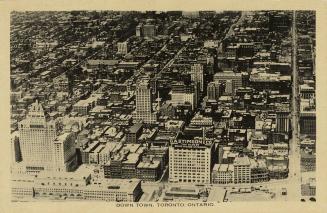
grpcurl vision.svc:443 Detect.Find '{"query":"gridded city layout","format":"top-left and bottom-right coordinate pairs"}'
top-left (10, 11), bottom-right (316, 202)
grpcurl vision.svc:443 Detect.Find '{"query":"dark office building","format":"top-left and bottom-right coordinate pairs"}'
top-left (300, 112), bottom-right (316, 135)
top-left (276, 111), bottom-right (290, 133)
top-left (126, 123), bottom-right (143, 143)
top-left (136, 160), bottom-right (162, 181)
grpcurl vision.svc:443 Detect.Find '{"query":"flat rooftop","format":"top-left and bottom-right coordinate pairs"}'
top-left (36, 164), bottom-right (92, 180)
top-left (123, 153), bottom-right (140, 164)
top-left (234, 156), bottom-right (251, 166)
top-left (137, 160), bottom-right (160, 169)
top-left (88, 178), bottom-right (141, 193)
top-left (129, 123), bottom-right (143, 133)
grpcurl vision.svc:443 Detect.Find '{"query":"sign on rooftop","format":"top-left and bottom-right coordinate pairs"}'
top-left (170, 138), bottom-right (213, 148)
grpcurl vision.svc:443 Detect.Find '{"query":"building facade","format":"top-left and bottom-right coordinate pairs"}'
top-left (276, 111), bottom-right (290, 133)
top-left (125, 124), bottom-right (143, 143)
top-left (207, 82), bottom-right (222, 101)
top-left (18, 101), bottom-right (59, 173)
top-left (136, 161), bottom-right (162, 182)
top-left (191, 64), bottom-right (204, 92)
top-left (169, 138), bottom-right (214, 184)
top-left (143, 24), bottom-right (156, 38)
top-left (12, 167), bottom-right (142, 202)
top-left (134, 80), bottom-right (157, 124)
top-left (212, 164), bottom-right (234, 184)
top-left (214, 71), bottom-right (243, 95)
top-left (233, 156), bottom-right (251, 184)
top-left (300, 111), bottom-right (316, 135)
top-left (53, 132), bottom-right (78, 172)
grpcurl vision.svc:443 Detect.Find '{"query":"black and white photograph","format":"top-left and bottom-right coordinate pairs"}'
top-left (5, 4), bottom-right (321, 208)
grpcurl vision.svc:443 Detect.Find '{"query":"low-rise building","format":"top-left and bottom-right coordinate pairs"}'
top-left (125, 123), bottom-right (143, 143)
top-left (212, 164), bottom-right (234, 184)
top-left (301, 177), bottom-right (316, 197)
top-left (122, 153), bottom-right (141, 179)
top-left (136, 160), bottom-right (161, 181)
top-left (165, 186), bottom-right (200, 200)
top-left (12, 165), bottom-right (143, 202)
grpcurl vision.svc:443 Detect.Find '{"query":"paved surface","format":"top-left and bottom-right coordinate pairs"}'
top-left (288, 10), bottom-right (302, 201)
top-left (225, 11), bottom-right (251, 38)
top-left (156, 45), bottom-right (186, 79)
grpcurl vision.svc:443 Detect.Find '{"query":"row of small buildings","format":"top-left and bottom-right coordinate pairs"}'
top-left (77, 137), bottom-right (168, 182)
top-left (212, 156), bottom-right (270, 184)
top-left (103, 145), bottom-right (168, 182)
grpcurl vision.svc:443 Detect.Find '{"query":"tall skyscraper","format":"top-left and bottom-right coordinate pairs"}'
top-left (134, 80), bottom-right (157, 124)
top-left (18, 100), bottom-right (59, 173)
top-left (191, 64), bottom-right (204, 92)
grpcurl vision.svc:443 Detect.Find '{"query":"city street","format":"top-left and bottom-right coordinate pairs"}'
top-left (287, 10), bottom-right (301, 201)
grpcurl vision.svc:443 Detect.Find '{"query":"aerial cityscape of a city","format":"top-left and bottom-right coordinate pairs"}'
top-left (10, 10), bottom-right (316, 203)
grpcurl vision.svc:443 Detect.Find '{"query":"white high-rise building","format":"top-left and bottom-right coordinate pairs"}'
top-left (18, 100), bottom-right (59, 173)
top-left (169, 137), bottom-right (213, 184)
top-left (134, 80), bottom-right (157, 124)
top-left (191, 64), bottom-right (204, 92)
